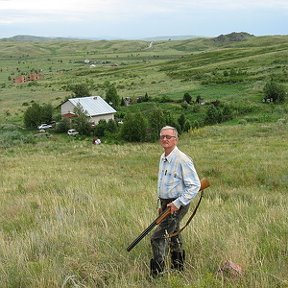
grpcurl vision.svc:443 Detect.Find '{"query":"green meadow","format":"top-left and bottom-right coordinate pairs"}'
top-left (1, 124), bottom-right (287, 287)
top-left (0, 33), bottom-right (288, 287)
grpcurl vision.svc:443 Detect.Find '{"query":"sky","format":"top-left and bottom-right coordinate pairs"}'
top-left (0, 0), bottom-right (287, 39)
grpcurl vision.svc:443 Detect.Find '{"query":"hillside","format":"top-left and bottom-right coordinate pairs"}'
top-left (0, 33), bottom-right (287, 126)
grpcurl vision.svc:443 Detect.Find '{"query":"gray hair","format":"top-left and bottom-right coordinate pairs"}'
top-left (160, 126), bottom-right (178, 139)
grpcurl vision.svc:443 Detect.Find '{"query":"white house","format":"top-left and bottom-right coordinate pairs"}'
top-left (61, 96), bottom-right (116, 125)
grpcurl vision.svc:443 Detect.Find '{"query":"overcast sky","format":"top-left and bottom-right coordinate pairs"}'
top-left (0, 0), bottom-right (287, 39)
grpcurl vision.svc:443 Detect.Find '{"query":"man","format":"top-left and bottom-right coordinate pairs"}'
top-left (150, 126), bottom-right (201, 277)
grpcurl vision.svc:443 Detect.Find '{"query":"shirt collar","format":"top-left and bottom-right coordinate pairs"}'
top-left (161, 146), bottom-right (178, 163)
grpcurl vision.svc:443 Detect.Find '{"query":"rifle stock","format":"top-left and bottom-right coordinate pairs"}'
top-left (126, 178), bottom-right (210, 252)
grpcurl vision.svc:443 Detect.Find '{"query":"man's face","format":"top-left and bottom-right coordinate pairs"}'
top-left (159, 129), bottom-right (178, 150)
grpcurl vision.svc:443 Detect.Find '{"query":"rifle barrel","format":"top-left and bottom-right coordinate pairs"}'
top-left (127, 208), bottom-right (171, 252)
top-left (127, 221), bottom-right (156, 252)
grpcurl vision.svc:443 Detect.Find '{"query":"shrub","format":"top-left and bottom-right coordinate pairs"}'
top-left (120, 112), bottom-right (148, 142)
top-left (55, 118), bottom-right (70, 133)
top-left (0, 130), bottom-right (35, 148)
top-left (183, 92), bottom-right (192, 104)
top-left (205, 104), bottom-right (233, 125)
top-left (69, 83), bottom-right (92, 97)
top-left (23, 103), bottom-right (53, 129)
top-left (183, 120), bottom-right (191, 132)
top-left (93, 120), bottom-right (107, 137)
top-left (263, 80), bottom-right (286, 103)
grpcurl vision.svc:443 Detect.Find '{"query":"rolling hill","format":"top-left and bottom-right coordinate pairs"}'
top-left (0, 32), bottom-right (287, 126)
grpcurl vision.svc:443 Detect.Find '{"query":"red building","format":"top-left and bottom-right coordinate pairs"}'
top-left (13, 73), bottom-right (42, 84)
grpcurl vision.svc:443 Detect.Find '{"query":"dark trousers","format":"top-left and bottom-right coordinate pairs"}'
top-left (150, 199), bottom-right (189, 263)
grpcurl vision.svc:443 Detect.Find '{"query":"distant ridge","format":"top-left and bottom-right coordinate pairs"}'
top-left (0, 32), bottom-right (259, 42)
top-left (0, 34), bottom-right (206, 42)
top-left (0, 35), bottom-right (82, 42)
top-left (141, 35), bottom-right (205, 41)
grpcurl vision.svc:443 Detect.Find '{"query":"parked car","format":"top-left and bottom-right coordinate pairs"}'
top-left (38, 124), bottom-right (52, 130)
top-left (67, 129), bottom-right (79, 136)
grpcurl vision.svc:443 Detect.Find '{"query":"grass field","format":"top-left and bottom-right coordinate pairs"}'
top-left (0, 33), bottom-right (288, 287)
top-left (0, 123), bottom-right (287, 287)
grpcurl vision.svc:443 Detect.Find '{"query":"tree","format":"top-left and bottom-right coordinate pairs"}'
top-left (23, 103), bottom-right (53, 129)
top-left (146, 108), bottom-right (166, 141)
top-left (183, 92), bottom-right (192, 104)
top-left (93, 120), bottom-right (107, 137)
top-left (72, 104), bottom-right (91, 135)
top-left (144, 92), bottom-right (150, 102)
top-left (70, 83), bottom-right (91, 98)
top-left (41, 104), bottom-right (53, 124)
top-left (106, 119), bottom-right (118, 133)
top-left (263, 80), bottom-right (286, 103)
top-left (178, 114), bottom-right (186, 132)
top-left (205, 105), bottom-right (221, 125)
top-left (105, 83), bottom-right (120, 108)
top-left (24, 103), bottom-right (41, 129)
top-left (121, 112), bottom-right (148, 142)
top-left (205, 104), bottom-right (233, 125)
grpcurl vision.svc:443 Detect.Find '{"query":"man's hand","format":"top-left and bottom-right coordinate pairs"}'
top-left (167, 202), bottom-right (179, 214)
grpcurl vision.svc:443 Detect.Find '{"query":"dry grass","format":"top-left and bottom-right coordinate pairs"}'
top-left (0, 123), bottom-right (287, 287)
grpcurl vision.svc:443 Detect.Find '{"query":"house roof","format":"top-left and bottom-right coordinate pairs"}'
top-left (68, 96), bottom-right (116, 116)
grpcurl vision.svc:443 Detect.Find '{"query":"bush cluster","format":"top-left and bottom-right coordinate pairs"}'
top-left (23, 103), bottom-right (53, 129)
top-left (0, 125), bottom-right (35, 148)
top-left (263, 80), bottom-right (286, 103)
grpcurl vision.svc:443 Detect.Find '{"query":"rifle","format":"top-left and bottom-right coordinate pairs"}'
top-left (127, 178), bottom-right (210, 252)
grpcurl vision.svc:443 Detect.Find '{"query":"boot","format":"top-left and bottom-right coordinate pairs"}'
top-left (150, 259), bottom-right (164, 278)
top-left (171, 250), bottom-right (185, 271)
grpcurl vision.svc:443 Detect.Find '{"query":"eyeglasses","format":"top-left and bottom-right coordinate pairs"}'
top-left (160, 135), bottom-right (176, 140)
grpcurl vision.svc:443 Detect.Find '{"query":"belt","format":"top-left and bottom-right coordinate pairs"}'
top-left (159, 198), bottom-right (177, 202)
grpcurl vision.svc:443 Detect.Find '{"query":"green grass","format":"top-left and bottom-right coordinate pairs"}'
top-left (0, 123), bottom-right (287, 287)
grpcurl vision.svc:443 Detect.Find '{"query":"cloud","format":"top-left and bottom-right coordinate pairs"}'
top-left (2, 0), bottom-right (287, 15)
top-left (0, 0), bottom-right (287, 38)
top-left (162, 0), bottom-right (288, 10)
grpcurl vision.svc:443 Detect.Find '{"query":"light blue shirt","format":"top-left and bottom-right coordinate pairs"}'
top-left (157, 146), bottom-right (201, 209)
